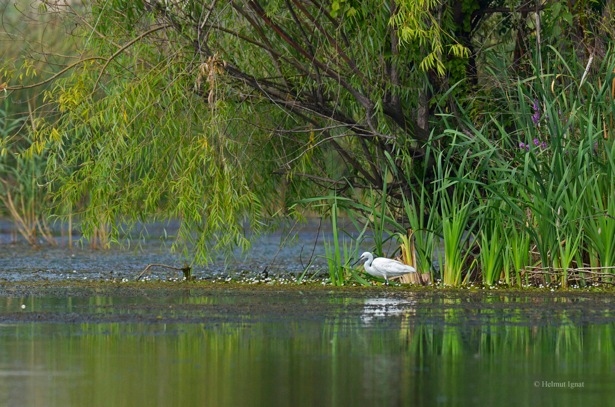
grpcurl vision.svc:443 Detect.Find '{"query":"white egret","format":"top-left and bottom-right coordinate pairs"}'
top-left (357, 251), bottom-right (416, 285)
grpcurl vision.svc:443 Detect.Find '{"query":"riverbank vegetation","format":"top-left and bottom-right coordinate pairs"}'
top-left (1, 1), bottom-right (615, 288)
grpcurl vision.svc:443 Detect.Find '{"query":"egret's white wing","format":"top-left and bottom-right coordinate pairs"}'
top-left (371, 257), bottom-right (416, 277)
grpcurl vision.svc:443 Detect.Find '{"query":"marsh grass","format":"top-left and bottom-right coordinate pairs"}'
top-left (304, 195), bottom-right (371, 286)
top-left (479, 216), bottom-right (504, 286)
top-left (402, 179), bottom-right (438, 280)
top-left (299, 43), bottom-right (615, 289)
top-left (462, 46), bottom-right (615, 287)
top-left (504, 228), bottom-right (531, 286)
top-left (0, 103), bottom-right (56, 245)
top-left (322, 198), bottom-right (347, 286)
top-left (314, 46), bottom-right (615, 288)
top-left (3, 4), bottom-right (615, 289)
top-left (440, 190), bottom-right (476, 286)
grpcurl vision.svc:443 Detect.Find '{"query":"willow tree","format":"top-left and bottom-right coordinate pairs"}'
top-left (0, 0), bottom-right (451, 259)
top-left (6, 0), bottom-right (609, 261)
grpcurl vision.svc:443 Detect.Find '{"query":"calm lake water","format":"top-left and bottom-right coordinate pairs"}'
top-left (0, 288), bottom-right (614, 406)
top-left (1, 221), bottom-right (614, 405)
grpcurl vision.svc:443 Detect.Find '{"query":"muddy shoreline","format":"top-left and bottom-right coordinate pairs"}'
top-left (2, 280), bottom-right (615, 326)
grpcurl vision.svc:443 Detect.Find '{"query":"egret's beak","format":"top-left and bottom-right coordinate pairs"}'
top-left (351, 256), bottom-right (363, 267)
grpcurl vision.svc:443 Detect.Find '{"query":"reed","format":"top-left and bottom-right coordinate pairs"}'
top-left (305, 194), bottom-right (371, 286)
top-left (504, 227), bottom-right (531, 286)
top-left (479, 215), bottom-right (505, 286)
top-left (315, 56), bottom-right (615, 287)
top-left (0, 102), bottom-right (56, 245)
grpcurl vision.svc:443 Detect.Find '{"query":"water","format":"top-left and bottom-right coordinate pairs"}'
top-left (0, 218), bottom-right (367, 282)
top-left (1, 289), bottom-right (614, 406)
top-left (2, 221), bottom-right (615, 405)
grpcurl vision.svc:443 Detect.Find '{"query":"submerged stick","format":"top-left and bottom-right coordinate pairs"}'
top-left (136, 263), bottom-right (193, 281)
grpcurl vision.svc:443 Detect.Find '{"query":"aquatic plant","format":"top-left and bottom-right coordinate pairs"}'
top-left (304, 195), bottom-right (371, 286)
top-left (341, 43), bottom-right (615, 288)
top-left (503, 228), bottom-right (531, 287)
top-left (322, 199), bottom-right (347, 286)
top-left (0, 102), bottom-right (56, 245)
top-left (479, 216), bottom-right (504, 287)
top-left (464, 47), bottom-right (615, 287)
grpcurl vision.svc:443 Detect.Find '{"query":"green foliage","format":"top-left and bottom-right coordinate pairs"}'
top-left (479, 216), bottom-right (504, 287)
top-left (41, 59), bottom-right (269, 261)
top-left (329, 0), bottom-right (357, 18)
top-left (504, 228), bottom-right (530, 287)
top-left (0, 100), bottom-right (55, 245)
top-left (5, 2), bottom-right (479, 260)
top-left (402, 191), bottom-right (438, 278)
top-left (322, 197), bottom-right (346, 286)
top-left (440, 42), bottom-right (615, 287)
top-left (334, 39), bottom-right (614, 288)
top-left (437, 170), bottom-right (477, 286)
top-left (0, 1), bottom-right (80, 116)
top-left (392, 0), bottom-right (469, 76)
top-left (4, 0), bottom-right (615, 284)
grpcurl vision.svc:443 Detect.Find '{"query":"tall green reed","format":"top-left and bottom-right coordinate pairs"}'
top-left (303, 194), bottom-right (371, 285)
top-left (479, 213), bottom-right (504, 286)
top-left (0, 102), bottom-right (56, 245)
top-left (433, 143), bottom-right (481, 286)
top-left (466, 44), bottom-right (615, 285)
top-left (401, 147), bottom-right (440, 280)
top-left (583, 172), bottom-right (615, 271)
top-left (303, 45), bottom-right (615, 288)
top-left (504, 227), bottom-right (530, 286)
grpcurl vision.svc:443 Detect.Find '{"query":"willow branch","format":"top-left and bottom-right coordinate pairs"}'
top-left (5, 56), bottom-right (106, 91)
top-left (94, 23), bottom-right (173, 89)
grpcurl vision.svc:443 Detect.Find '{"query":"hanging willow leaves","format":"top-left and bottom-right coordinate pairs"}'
top-left (8, 0), bottom-right (610, 265)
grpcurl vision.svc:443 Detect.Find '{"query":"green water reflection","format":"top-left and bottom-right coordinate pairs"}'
top-left (1, 292), bottom-right (614, 406)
